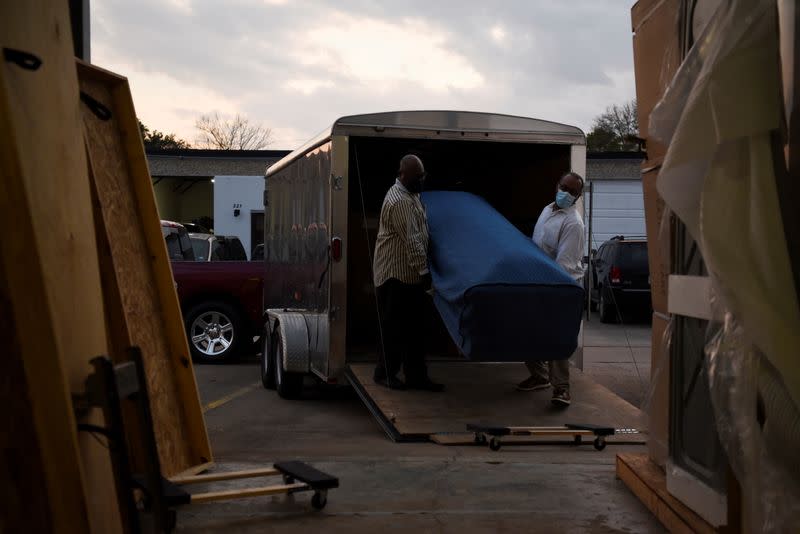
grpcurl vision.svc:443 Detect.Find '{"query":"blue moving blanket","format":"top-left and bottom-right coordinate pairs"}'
top-left (422, 191), bottom-right (584, 362)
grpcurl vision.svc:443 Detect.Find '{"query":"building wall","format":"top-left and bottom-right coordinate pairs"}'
top-left (213, 175), bottom-right (265, 259)
top-left (585, 155), bottom-right (646, 248)
top-left (152, 178), bottom-right (213, 224)
top-left (180, 180), bottom-right (213, 222)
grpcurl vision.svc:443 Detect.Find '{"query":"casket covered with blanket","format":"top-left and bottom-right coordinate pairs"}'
top-left (422, 191), bottom-right (584, 362)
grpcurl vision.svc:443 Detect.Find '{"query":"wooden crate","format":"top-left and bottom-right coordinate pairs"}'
top-left (78, 62), bottom-right (212, 478)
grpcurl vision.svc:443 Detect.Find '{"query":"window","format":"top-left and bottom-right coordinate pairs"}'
top-left (191, 237), bottom-right (210, 261)
top-left (226, 238), bottom-right (247, 261)
top-left (211, 240), bottom-right (227, 261)
top-left (162, 227), bottom-right (195, 261)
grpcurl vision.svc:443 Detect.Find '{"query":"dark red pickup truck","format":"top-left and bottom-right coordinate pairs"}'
top-left (172, 260), bottom-right (264, 362)
top-left (163, 221), bottom-right (264, 362)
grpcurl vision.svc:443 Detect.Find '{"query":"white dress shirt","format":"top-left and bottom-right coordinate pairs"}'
top-left (532, 202), bottom-right (585, 281)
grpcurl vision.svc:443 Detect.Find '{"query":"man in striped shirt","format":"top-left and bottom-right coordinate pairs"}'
top-left (372, 155), bottom-right (444, 392)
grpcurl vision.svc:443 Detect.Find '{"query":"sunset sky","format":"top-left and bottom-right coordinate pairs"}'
top-left (92, 0), bottom-right (636, 149)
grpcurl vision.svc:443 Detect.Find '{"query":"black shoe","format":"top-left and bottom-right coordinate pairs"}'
top-left (551, 388), bottom-right (571, 407)
top-left (375, 376), bottom-right (407, 390)
top-left (406, 378), bottom-right (445, 392)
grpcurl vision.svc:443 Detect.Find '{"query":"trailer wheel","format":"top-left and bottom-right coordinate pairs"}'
top-left (274, 327), bottom-right (304, 399)
top-left (311, 492), bottom-right (327, 510)
top-left (489, 438), bottom-right (502, 451)
top-left (260, 328), bottom-right (276, 390)
top-left (593, 437), bottom-right (606, 451)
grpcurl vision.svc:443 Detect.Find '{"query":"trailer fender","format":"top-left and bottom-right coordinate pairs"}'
top-left (267, 311), bottom-right (310, 373)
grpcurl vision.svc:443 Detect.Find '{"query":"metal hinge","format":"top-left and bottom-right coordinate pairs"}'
top-left (332, 175), bottom-right (343, 191)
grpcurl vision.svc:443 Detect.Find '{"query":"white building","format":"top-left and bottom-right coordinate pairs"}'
top-left (148, 149), bottom-right (290, 259)
top-left (585, 152), bottom-right (647, 250)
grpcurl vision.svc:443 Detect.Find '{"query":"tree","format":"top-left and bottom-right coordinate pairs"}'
top-left (138, 120), bottom-right (191, 150)
top-left (195, 112), bottom-right (272, 150)
top-left (586, 100), bottom-right (640, 152)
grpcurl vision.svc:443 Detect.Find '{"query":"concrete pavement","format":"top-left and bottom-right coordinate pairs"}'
top-left (178, 314), bottom-right (662, 534)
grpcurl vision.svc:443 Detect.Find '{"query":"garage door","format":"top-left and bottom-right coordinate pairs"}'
top-left (586, 180), bottom-right (645, 250)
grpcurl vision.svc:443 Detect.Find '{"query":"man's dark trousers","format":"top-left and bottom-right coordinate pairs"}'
top-left (374, 278), bottom-right (428, 383)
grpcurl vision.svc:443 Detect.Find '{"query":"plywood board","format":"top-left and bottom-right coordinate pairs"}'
top-left (0, 3), bottom-right (124, 532)
top-left (77, 62), bottom-right (212, 477)
top-left (648, 312), bottom-right (670, 467)
top-left (642, 168), bottom-right (671, 314)
top-left (348, 363), bottom-right (647, 441)
top-left (617, 453), bottom-right (717, 534)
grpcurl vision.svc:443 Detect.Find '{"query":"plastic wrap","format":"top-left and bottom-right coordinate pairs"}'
top-left (649, 0), bottom-right (800, 530)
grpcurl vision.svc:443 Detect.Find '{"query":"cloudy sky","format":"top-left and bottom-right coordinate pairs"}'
top-left (92, 0), bottom-right (636, 149)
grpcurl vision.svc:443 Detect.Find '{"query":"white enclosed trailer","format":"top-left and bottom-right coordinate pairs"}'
top-left (260, 111), bottom-right (586, 399)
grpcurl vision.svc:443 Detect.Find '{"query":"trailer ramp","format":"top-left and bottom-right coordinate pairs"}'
top-left (346, 362), bottom-right (647, 446)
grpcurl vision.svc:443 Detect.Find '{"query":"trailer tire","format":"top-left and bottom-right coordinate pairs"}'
top-left (260, 328), bottom-right (276, 390)
top-left (274, 327), bottom-right (304, 399)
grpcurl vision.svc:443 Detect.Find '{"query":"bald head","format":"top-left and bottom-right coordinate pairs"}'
top-left (398, 154), bottom-right (426, 193)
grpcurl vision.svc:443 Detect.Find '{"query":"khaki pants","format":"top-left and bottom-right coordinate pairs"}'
top-left (525, 359), bottom-right (570, 390)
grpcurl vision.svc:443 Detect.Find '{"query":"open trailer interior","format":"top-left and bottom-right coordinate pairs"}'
top-left (345, 136), bottom-right (574, 361)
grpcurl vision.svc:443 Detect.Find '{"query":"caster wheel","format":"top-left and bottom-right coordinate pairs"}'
top-left (594, 437), bottom-right (606, 451)
top-left (283, 475), bottom-right (295, 485)
top-left (474, 433), bottom-right (487, 445)
top-left (311, 492), bottom-right (327, 510)
top-left (489, 438), bottom-right (502, 451)
top-left (574, 435), bottom-right (582, 445)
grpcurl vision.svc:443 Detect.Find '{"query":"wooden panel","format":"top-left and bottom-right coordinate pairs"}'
top-left (631, 0), bottom-right (682, 165)
top-left (617, 453), bottom-right (723, 534)
top-left (348, 363), bottom-right (647, 439)
top-left (642, 168), bottom-right (671, 314)
top-left (0, 2), bottom-right (124, 532)
top-left (77, 62), bottom-right (212, 477)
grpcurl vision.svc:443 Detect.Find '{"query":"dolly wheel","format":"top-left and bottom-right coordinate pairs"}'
top-left (594, 437), bottom-right (606, 451)
top-left (489, 438), bottom-right (502, 451)
top-left (474, 433), bottom-right (487, 445)
top-left (283, 475), bottom-right (295, 485)
top-left (312, 491), bottom-right (327, 510)
top-left (574, 435), bottom-right (582, 445)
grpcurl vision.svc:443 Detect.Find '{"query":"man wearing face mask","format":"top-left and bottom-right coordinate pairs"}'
top-left (372, 154), bottom-right (444, 392)
top-left (517, 171), bottom-right (586, 406)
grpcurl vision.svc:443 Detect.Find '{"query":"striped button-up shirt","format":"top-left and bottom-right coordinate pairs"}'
top-left (373, 180), bottom-right (430, 287)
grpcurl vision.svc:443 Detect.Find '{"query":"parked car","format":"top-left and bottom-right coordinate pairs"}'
top-left (182, 222), bottom-right (212, 234)
top-left (588, 236), bottom-right (651, 323)
top-left (162, 222), bottom-right (264, 363)
top-left (190, 233), bottom-right (248, 262)
top-left (161, 220), bottom-right (196, 261)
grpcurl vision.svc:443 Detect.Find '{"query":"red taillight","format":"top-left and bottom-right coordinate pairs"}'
top-left (331, 237), bottom-right (342, 262)
top-left (610, 266), bottom-right (622, 284)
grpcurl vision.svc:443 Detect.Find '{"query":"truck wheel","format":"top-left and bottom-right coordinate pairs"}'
top-left (185, 301), bottom-right (243, 363)
top-left (260, 328), bottom-right (276, 390)
top-left (274, 327), bottom-right (304, 399)
top-left (599, 288), bottom-right (617, 324)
